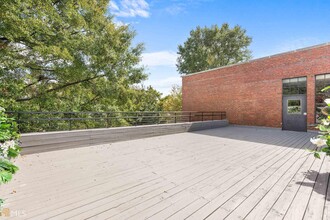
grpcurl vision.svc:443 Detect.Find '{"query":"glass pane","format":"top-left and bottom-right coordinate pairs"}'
top-left (290, 78), bottom-right (298, 83)
top-left (283, 77), bottom-right (306, 95)
top-left (324, 77), bottom-right (330, 87)
top-left (316, 94), bottom-right (326, 104)
top-left (316, 82), bottom-right (324, 93)
top-left (316, 75), bottom-right (325, 80)
top-left (298, 87), bottom-right (306, 94)
top-left (290, 85), bottom-right (299, 94)
top-left (283, 87), bottom-right (291, 95)
top-left (288, 100), bottom-right (301, 114)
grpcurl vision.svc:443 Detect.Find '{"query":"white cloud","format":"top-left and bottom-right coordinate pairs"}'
top-left (147, 76), bottom-right (181, 89)
top-left (164, 0), bottom-right (214, 15)
top-left (109, 0), bottom-right (150, 18)
top-left (141, 51), bottom-right (178, 67)
top-left (145, 76), bottom-right (182, 96)
top-left (109, 1), bottom-right (119, 11)
top-left (165, 4), bottom-right (185, 15)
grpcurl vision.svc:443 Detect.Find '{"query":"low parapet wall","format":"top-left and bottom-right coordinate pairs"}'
top-left (21, 120), bottom-right (229, 154)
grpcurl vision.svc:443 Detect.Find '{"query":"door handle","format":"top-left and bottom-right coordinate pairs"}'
top-left (303, 112), bottom-right (307, 115)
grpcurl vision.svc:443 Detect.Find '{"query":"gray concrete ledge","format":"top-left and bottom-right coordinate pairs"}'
top-left (21, 120), bottom-right (229, 154)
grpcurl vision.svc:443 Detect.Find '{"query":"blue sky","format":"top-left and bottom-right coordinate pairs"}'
top-left (108, 0), bottom-right (330, 95)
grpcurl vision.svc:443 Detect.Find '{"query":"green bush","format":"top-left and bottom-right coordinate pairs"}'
top-left (310, 86), bottom-right (330, 158)
top-left (0, 107), bottom-right (21, 207)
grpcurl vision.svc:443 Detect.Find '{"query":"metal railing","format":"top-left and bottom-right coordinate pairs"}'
top-left (6, 111), bottom-right (226, 133)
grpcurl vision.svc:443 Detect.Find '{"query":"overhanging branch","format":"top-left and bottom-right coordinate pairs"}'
top-left (16, 74), bottom-right (105, 102)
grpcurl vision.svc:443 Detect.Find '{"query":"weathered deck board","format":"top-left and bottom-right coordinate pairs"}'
top-left (0, 126), bottom-right (327, 220)
top-left (185, 133), bottom-right (309, 220)
top-left (283, 153), bottom-right (325, 220)
top-left (207, 139), bottom-right (312, 220)
top-left (303, 155), bottom-right (329, 220)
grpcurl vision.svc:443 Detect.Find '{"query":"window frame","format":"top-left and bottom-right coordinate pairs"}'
top-left (282, 76), bottom-right (307, 96)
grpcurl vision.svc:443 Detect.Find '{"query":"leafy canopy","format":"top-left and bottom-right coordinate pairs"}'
top-left (160, 85), bottom-right (182, 111)
top-left (0, 0), bottom-right (147, 112)
top-left (123, 85), bottom-right (162, 112)
top-left (177, 23), bottom-right (252, 75)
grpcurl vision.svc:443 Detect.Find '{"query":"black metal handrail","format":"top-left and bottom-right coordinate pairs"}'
top-left (6, 111), bottom-right (226, 133)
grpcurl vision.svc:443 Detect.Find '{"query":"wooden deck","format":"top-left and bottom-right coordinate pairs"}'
top-left (1, 126), bottom-right (329, 219)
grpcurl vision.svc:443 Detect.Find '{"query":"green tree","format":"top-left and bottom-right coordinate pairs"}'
top-left (0, 0), bottom-right (146, 112)
top-left (177, 23), bottom-right (252, 75)
top-left (160, 85), bottom-right (182, 111)
top-left (126, 85), bottom-right (162, 112)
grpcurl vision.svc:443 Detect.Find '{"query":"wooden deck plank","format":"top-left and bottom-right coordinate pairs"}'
top-left (283, 153), bottom-right (325, 220)
top-left (9, 129), bottom-right (286, 217)
top-left (161, 133), bottom-right (306, 220)
top-left (5, 131), bottom-right (263, 193)
top-left (132, 140), bottom-right (292, 220)
top-left (82, 130), bottom-right (302, 220)
top-left (221, 141), bottom-right (313, 220)
top-left (1, 126), bottom-right (324, 220)
top-left (245, 145), bottom-right (315, 220)
top-left (322, 157), bottom-right (330, 220)
top-left (185, 134), bottom-right (309, 220)
top-left (12, 136), bottom-right (270, 217)
top-left (5, 135), bottom-right (242, 200)
top-left (60, 131), bottom-right (300, 220)
top-left (303, 155), bottom-right (329, 220)
top-left (180, 132), bottom-right (310, 219)
top-left (20, 138), bottom-right (270, 218)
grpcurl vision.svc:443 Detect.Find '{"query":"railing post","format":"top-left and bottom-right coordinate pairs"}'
top-left (189, 112), bottom-right (192, 122)
top-left (69, 113), bottom-right (72, 131)
top-left (106, 113), bottom-right (110, 128)
top-left (211, 112), bottom-right (214, 121)
top-left (174, 112), bottom-right (177, 123)
top-left (17, 112), bottom-right (21, 133)
top-left (201, 112), bottom-right (204, 121)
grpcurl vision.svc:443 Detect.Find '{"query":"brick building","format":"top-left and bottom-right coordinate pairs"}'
top-left (182, 43), bottom-right (330, 131)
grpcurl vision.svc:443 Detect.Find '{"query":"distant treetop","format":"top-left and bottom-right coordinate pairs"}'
top-left (177, 23), bottom-right (252, 75)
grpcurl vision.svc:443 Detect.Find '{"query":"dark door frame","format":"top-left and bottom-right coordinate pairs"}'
top-left (281, 76), bottom-right (308, 132)
top-left (282, 94), bottom-right (307, 132)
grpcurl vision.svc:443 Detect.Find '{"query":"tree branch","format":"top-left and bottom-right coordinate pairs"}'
top-left (16, 74), bottom-right (105, 102)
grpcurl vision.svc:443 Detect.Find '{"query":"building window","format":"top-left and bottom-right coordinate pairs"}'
top-left (282, 77), bottom-right (307, 95)
top-left (315, 74), bottom-right (330, 123)
top-left (288, 100), bottom-right (301, 114)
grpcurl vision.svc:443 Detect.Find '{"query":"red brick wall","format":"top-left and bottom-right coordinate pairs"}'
top-left (182, 44), bottom-right (330, 128)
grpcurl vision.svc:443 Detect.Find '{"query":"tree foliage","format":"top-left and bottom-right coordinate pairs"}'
top-left (160, 85), bottom-right (182, 111)
top-left (126, 85), bottom-right (162, 112)
top-left (177, 23), bottom-right (252, 75)
top-left (0, 107), bottom-right (21, 208)
top-left (310, 87), bottom-right (330, 159)
top-left (0, 0), bottom-right (148, 112)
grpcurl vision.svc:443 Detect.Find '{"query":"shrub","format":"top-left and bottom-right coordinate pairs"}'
top-left (0, 107), bottom-right (21, 207)
top-left (310, 86), bottom-right (330, 158)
